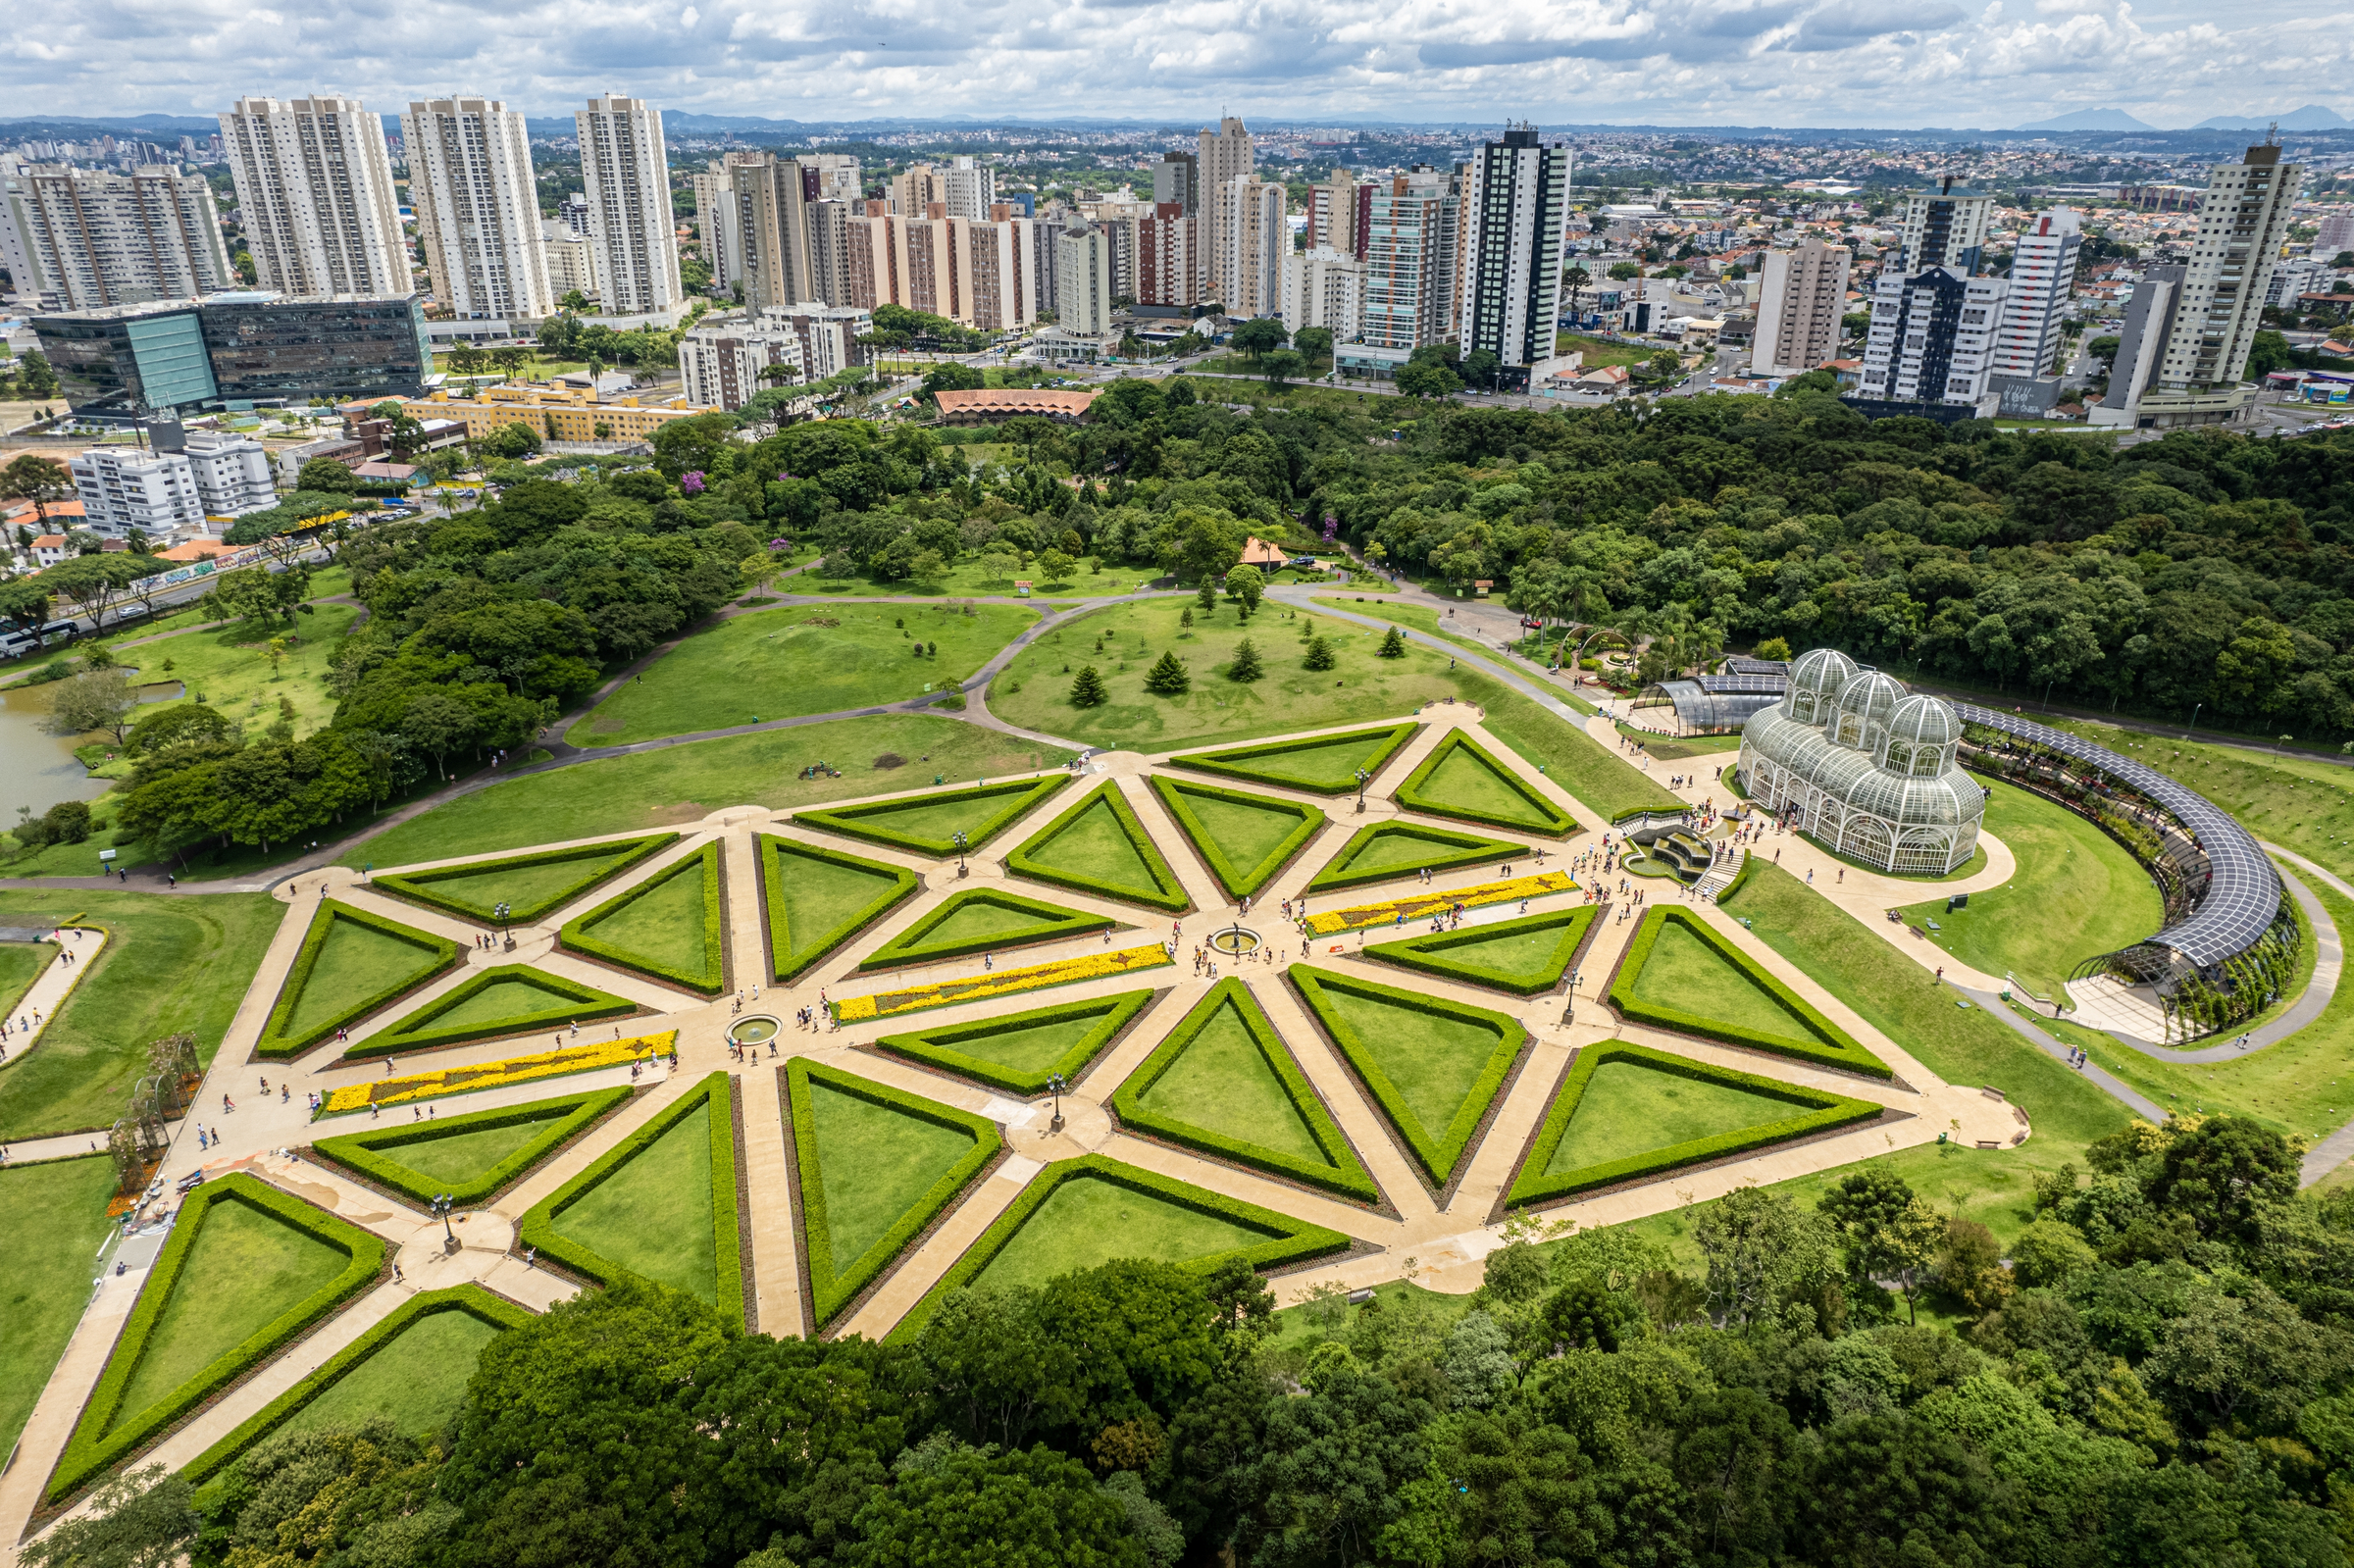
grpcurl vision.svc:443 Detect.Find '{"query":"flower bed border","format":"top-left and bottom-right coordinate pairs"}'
top-left (832, 944), bottom-right (1173, 1024)
top-left (785, 1059), bottom-right (1002, 1330)
top-left (1003, 782), bottom-right (1190, 912)
top-left (310, 1085), bottom-right (634, 1207)
top-left (257, 902), bottom-right (462, 1059)
top-left (871, 988), bottom-right (1158, 1096)
top-left (1504, 1040), bottom-right (1884, 1208)
top-left (1166, 722), bottom-right (1421, 794)
top-left (1609, 906), bottom-right (1892, 1079)
top-left (793, 774), bottom-right (1071, 856)
top-left (1305, 821), bottom-right (1533, 893)
top-left (317, 1031), bottom-right (674, 1117)
top-left (1392, 731), bottom-right (1577, 837)
top-left (558, 841), bottom-right (726, 995)
top-left (1108, 978), bottom-right (1380, 1203)
top-left (856, 887), bottom-right (1115, 972)
top-left (345, 965), bottom-right (640, 1059)
top-left (1362, 905), bottom-right (1598, 995)
top-left (368, 833), bottom-right (679, 925)
top-left (1147, 776), bottom-right (1325, 900)
top-left (756, 834), bottom-right (919, 982)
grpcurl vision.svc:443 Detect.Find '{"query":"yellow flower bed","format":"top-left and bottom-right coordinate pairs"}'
top-left (834, 943), bottom-right (1174, 1024)
top-left (1304, 870), bottom-right (1577, 936)
top-left (320, 1031), bottom-right (678, 1115)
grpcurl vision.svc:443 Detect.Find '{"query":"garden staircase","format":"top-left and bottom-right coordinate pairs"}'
top-left (1694, 842), bottom-right (1746, 901)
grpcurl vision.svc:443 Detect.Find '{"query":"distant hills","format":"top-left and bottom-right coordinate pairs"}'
top-left (2195, 104), bottom-right (2350, 130)
top-left (2017, 108), bottom-right (2156, 132)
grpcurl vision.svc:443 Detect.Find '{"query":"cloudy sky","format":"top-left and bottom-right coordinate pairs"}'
top-left (9, 0), bottom-right (2347, 129)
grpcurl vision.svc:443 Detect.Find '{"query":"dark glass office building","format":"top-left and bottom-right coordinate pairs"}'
top-left (33, 292), bottom-right (431, 417)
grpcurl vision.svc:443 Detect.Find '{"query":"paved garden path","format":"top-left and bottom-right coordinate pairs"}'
top-left (0, 924), bottom-right (105, 1082)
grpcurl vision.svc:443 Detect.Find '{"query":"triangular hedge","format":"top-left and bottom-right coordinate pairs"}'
top-left (757, 834), bottom-right (920, 982)
top-left (559, 841), bottom-right (726, 994)
top-left (859, 887), bottom-right (1114, 972)
top-left (369, 833), bottom-right (679, 924)
top-left (1610, 907), bottom-right (1892, 1079)
top-left (1167, 723), bottom-right (1420, 794)
top-left (1287, 963), bottom-right (1526, 1189)
top-left (793, 775), bottom-right (1071, 857)
top-left (1110, 978), bottom-right (1379, 1202)
top-left (257, 901), bottom-right (462, 1059)
top-left (1393, 732), bottom-right (1576, 836)
top-left (518, 1071), bottom-right (746, 1329)
top-left (1364, 905), bottom-right (1597, 995)
top-left (349, 965), bottom-right (639, 1058)
top-left (310, 1084), bottom-right (634, 1206)
top-left (1004, 782), bottom-right (1190, 912)
top-left (873, 987), bottom-right (1158, 1095)
top-left (1305, 821), bottom-right (1533, 893)
top-left (1507, 1041), bottom-right (1883, 1208)
top-left (1148, 776), bottom-right (1325, 900)
top-left (786, 1060), bottom-right (1002, 1329)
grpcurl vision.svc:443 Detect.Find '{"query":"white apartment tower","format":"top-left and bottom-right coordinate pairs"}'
top-left (70, 447), bottom-right (207, 538)
top-left (2, 164), bottom-right (235, 309)
top-left (799, 155), bottom-right (863, 205)
top-left (943, 157), bottom-right (997, 223)
top-left (1457, 127), bottom-right (1572, 377)
top-left (1856, 181), bottom-right (2006, 414)
top-left (678, 316), bottom-right (804, 411)
top-left (1752, 235), bottom-right (1852, 375)
top-left (218, 96), bottom-right (409, 297)
top-left (402, 97), bottom-right (554, 321)
top-left (1197, 117), bottom-right (1253, 300)
top-left (575, 95), bottom-right (683, 321)
top-left (1895, 182), bottom-right (1995, 273)
top-left (1057, 225), bottom-right (1114, 336)
top-left (1282, 247), bottom-right (1364, 341)
top-left (1989, 208), bottom-right (2081, 379)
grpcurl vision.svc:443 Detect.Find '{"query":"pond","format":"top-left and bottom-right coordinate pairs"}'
top-left (0, 674), bottom-right (184, 827)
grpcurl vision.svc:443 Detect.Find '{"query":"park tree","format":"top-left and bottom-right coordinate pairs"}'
top-left (1293, 326), bottom-right (1334, 369)
top-left (1377, 625), bottom-right (1407, 658)
top-left (1819, 1168), bottom-right (1944, 1324)
top-left (295, 457), bottom-right (359, 494)
top-left (401, 689), bottom-right (480, 780)
top-left (1144, 650), bottom-right (1191, 696)
top-left (1224, 564), bottom-right (1263, 615)
top-left (1039, 548), bottom-right (1076, 584)
top-left (1070, 665), bottom-right (1106, 707)
top-left (1395, 362), bottom-right (1459, 400)
top-left (0, 452), bottom-right (73, 528)
top-left (1228, 637), bottom-right (1263, 683)
top-left (1304, 633), bottom-right (1336, 671)
top-left (17, 1463), bottom-right (196, 1568)
top-left (1229, 317), bottom-right (1289, 361)
top-left (44, 668), bottom-right (137, 742)
top-left (41, 553), bottom-right (165, 632)
top-left (1260, 349), bottom-right (1305, 386)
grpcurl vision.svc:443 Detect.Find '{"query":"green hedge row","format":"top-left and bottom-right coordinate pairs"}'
top-left (1305, 822), bottom-right (1533, 893)
top-left (889, 1153), bottom-right (1351, 1342)
top-left (873, 988), bottom-right (1157, 1096)
top-left (1286, 964), bottom-right (1524, 1189)
top-left (1167, 722), bottom-right (1421, 794)
top-left (257, 902), bottom-right (462, 1059)
top-left (310, 1085), bottom-right (633, 1207)
top-left (348, 966), bottom-right (638, 1059)
top-left (1392, 731), bottom-right (1577, 837)
top-left (180, 1284), bottom-right (532, 1486)
top-left (559, 841), bottom-right (726, 994)
top-left (370, 833), bottom-right (679, 924)
top-left (1002, 783), bottom-right (1191, 913)
top-left (857, 888), bottom-right (1113, 972)
top-left (1148, 776), bottom-right (1325, 900)
top-left (788, 1060), bottom-right (1002, 1329)
top-left (1610, 906), bottom-right (1892, 1079)
top-left (517, 1071), bottom-right (744, 1330)
top-left (49, 1174), bottom-right (386, 1503)
top-left (1715, 851), bottom-right (1758, 902)
top-left (793, 775), bottom-right (1071, 857)
top-left (1109, 979), bottom-right (1379, 1202)
top-left (1363, 905), bottom-right (1596, 995)
top-left (757, 835), bottom-right (919, 983)
top-left (1507, 1041), bottom-right (1884, 1208)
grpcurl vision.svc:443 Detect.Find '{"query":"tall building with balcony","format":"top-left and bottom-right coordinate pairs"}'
top-left (1197, 117), bottom-right (1252, 300)
top-left (1855, 180), bottom-right (2007, 418)
top-left (1057, 224), bottom-right (1113, 336)
top-left (730, 151), bottom-right (815, 314)
top-left (943, 157), bottom-right (997, 223)
top-left (1221, 177), bottom-right (1285, 319)
top-left (1456, 126), bottom-right (1571, 380)
top-left (1751, 235), bottom-right (1851, 375)
top-left (575, 95), bottom-right (683, 320)
top-left (0, 164), bottom-right (234, 309)
top-left (218, 96), bottom-right (410, 299)
top-left (402, 97), bottom-right (553, 320)
top-left (1989, 208), bottom-right (2081, 379)
top-left (1362, 167), bottom-right (1458, 352)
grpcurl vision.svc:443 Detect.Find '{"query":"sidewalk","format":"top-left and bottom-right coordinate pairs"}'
top-left (0, 925), bottom-right (108, 1070)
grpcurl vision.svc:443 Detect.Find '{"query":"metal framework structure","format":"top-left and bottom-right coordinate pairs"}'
top-left (1631, 673), bottom-right (1790, 735)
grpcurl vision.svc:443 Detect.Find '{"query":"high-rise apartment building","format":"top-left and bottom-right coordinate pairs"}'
top-left (1031, 211), bottom-right (1070, 317)
top-left (943, 157), bottom-right (997, 223)
top-left (541, 221), bottom-right (598, 302)
top-left (218, 96), bottom-right (409, 298)
top-left (1197, 117), bottom-right (1252, 300)
top-left (731, 152), bottom-right (814, 313)
top-left (1138, 203), bottom-right (1198, 309)
top-left (1988, 208), bottom-right (2080, 378)
top-left (575, 95), bottom-right (683, 320)
top-left (1282, 247), bottom-right (1364, 341)
top-left (1151, 152), bottom-right (1198, 216)
top-left (891, 163), bottom-right (944, 220)
top-left (1362, 167), bottom-right (1458, 352)
top-left (1855, 180), bottom-right (2007, 417)
top-left (1057, 225), bottom-right (1113, 336)
top-left (767, 304), bottom-right (872, 379)
top-left (402, 97), bottom-right (553, 320)
top-left (844, 201), bottom-right (898, 311)
top-left (1456, 127), bottom-right (1571, 379)
top-left (679, 314), bottom-right (803, 410)
top-left (0, 164), bottom-right (234, 309)
top-left (1895, 182), bottom-right (1995, 272)
top-left (806, 200), bottom-right (851, 307)
top-left (898, 211), bottom-right (959, 322)
top-left (1221, 177), bottom-right (1285, 320)
top-left (1751, 235), bottom-right (1852, 375)
top-left (1306, 173), bottom-right (1371, 261)
top-left (963, 211), bottom-right (1035, 332)
top-left (694, 152), bottom-right (765, 296)
top-left (798, 154), bottom-right (862, 205)
top-left (175, 427), bottom-right (278, 517)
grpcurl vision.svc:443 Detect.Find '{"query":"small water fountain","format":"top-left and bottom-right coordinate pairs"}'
top-left (727, 1015), bottom-right (780, 1048)
top-left (1206, 923), bottom-right (1261, 957)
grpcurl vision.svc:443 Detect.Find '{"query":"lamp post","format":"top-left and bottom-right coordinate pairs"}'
top-left (1048, 1073), bottom-right (1067, 1132)
top-left (2184, 703), bottom-right (2203, 742)
top-left (1354, 768), bottom-right (1371, 814)
top-left (432, 1192), bottom-right (458, 1254)
top-left (952, 830), bottom-right (969, 877)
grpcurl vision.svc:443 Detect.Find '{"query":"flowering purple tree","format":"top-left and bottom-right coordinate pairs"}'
top-left (680, 471), bottom-right (705, 495)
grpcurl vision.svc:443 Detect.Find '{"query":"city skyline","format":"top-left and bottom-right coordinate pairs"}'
top-left (7, 0), bottom-right (2353, 131)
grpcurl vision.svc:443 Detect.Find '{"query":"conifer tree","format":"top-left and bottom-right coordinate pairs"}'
top-left (1144, 650), bottom-right (1192, 695)
top-left (1377, 625), bottom-right (1407, 658)
top-left (1305, 634), bottom-right (1337, 671)
top-left (1069, 664), bottom-right (1107, 707)
top-left (1229, 637), bottom-right (1263, 683)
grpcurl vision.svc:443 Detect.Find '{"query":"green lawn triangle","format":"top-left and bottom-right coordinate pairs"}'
top-left (1393, 731), bottom-right (1575, 835)
top-left (369, 833), bottom-right (677, 924)
top-left (1168, 722), bottom-right (1420, 793)
top-left (1148, 776), bottom-right (1324, 899)
top-left (310, 1087), bottom-right (631, 1206)
top-left (1306, 820), bottom-right (1533, 892)
top-left (559, 842), bottom-right (725, 993)
top-left (859, 887), bottom-right (1113, 970)
top-left (1004, 782), bottom-right (1189, 911)
top-left (259, 901), bottom-right (461, 1056)
top-left (757, 835), bottom-right (919, 982)
top-left (1363, 906), bottom-right (1595, 995)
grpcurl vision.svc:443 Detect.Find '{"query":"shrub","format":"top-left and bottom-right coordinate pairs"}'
top-left (789, 1060), bottom-right (1002, 1327)
top-left (873, 989), bottom-right (1157, 1096)
top-left (1362, 905), bottom-right (1596, 995)
top-left (757, 835), bottom-right (918, 982)
top-left (1149, 776), bottom-right (1324, 899)
top-left (1392, 732), bottom-right (1576, 836)
top-left (1002, 783), bottom-right (1189, 912)
top-left (1506, 1040), bottom-right (1881, 1208)
top-left (793, 775), bottom-right (1071, 857)
top-left (558, 842), bottom-right (726, 994)
top-left (857, 888), bottom-right (1112, 971)
top-left (1610, 906), bottom-right (1891, 1078)
top-left (1167, 722), bottom-right (1418, 794)
top-left (310, 1086), bottom-right (632, 1206)
top-left (48, 1175), bottom-right (386, 1503)
top-left (1304, 634), bottom-right (1336, 671)
top-left (257, 903), bottom-right (462, 1058)
top-left (1144, 649), bottom-right (1191, 695)
top-left (349, 966), bottom-right (638, 1058)
top-left (369, 833), bottom-right (678, 924)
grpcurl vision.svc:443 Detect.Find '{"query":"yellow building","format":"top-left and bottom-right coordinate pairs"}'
top-left (399, 384), bottom-right (721, 443)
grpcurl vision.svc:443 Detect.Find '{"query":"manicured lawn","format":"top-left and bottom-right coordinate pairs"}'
top-left (1306, 596), bottom-right (1519, 672)
top-left (1318, 986), bottom-right (1502, 1141)
top-left (803, 1077), bottom-right (980, 1272)
top-left (399, 851), bottom-right (641, 919)
top-left (768, 846), bottom-right (910, 974)
top-left (549, 1100), bottom-right (716, 1302)
top-left (1413, 743), bottom-right (1561, 831)
top-left (281, 1308), bottom-right (500, 1440)
top-left (1627, 919), bottom-right (1813, 1039)
top-left (1134, 997), bottom-right (1326, 1166)
top-left (812, 557), bottom-right (1147, 600)
top-left (1175, 790), bottom-right (1305, 872)
top-left (0, 1156), bottom-right (117, 1458)
top-left (381, 1111), bottom-right (566, 1187)
top-left (579, 862), bottom-right (711, 978)
top-left (281, 915), bottom-right (447, 1041)
top-left (937, 1015), bottom-right (1107, 1075)
top-left (565, 602), bottom-right (1039, 745)
top-left (1379, 918), bottom-right (1581, 988)
top-left (341, 717), bottom-right (1072, 870)
top-left (1898, 776), bottom-right (2163, 996)
top-left (112, 602), bottom-right (363, 742)
top-left (1019, 791), bottom-right (1163, 891)
top-left (1312, 823), bottom-right (1520, 889)
top-left (990, 598), bottom-right (1464, 750)
top-left (923, 897), bottom-right (1076, 945)
top-left (974, 1173), bottom-right (1281, 1289)
top-left (1456, 676), bottom-right (1683, 819)
top-left (110, 1198), bottom-right (351, 1433)
top-left (1545, 1061), bottom-right (1806, 1174)
top-left (0, 938), bottom-right (52, 1015)
top-left (0, 890), bottom-right (281, 1140)
top-left (411, 976), bottom-right (590, 1033)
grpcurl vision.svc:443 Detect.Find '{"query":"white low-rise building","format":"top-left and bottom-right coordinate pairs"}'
top-left (677, 316), bottom-right (804, 412)
top-left (1281, 246), bottom-right (1365, 342)
top-left (180, 430), bottom-right (278, 518)
top-left (70, 448), bottom-right (207, 538)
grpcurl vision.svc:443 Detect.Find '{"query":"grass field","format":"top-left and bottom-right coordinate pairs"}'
top-left (382, 1111), bottom-right (564, 1187)
top-left (974, 1173), bottom-right (1281, 1289)
top-left (1318, 985), bottom-right (1503, 1146)
top-left (1306, 596), bottom-right (1525, 674)
top-left (1177, 789), bottom-right (1309, 876)
top-left (989, 598), bottom-right (1464, 751)
top-left (0, 1156), bottom-right (116, 1458)
top-left (110, 1198), bottom-right (350, 1433)
top-left (340, 717), bottom-right (1074, 871)
top-left (1554, 333), bottom-right (1654, 369)
top-left (0, 890), bottom-right (281, 1140)
top-left (811, 558), bottom-right (1153, 600)
top-left (281, 915), bottom-right (446, 1042)
top-left (1627, 919), bottom-right (1816, 1039)
top-left (108, 603), bottom-right (362, 743)
top-left (1017, 792), bottom-right (1164, 895)
top-left (804, 1077), bottom-right (979, 1273)
top-left (1453, 676), bottom-right (1681, 820)
top-left (1899, 777), bottom-right (2163, 996)
top-left (1546, 1061), bottom-right (1802, 1174)
top-left (404, 849), bottom-right (644, 920)
top-left (550, 1100), bottom-right (716, 1302)
top-left (1381, 920), bottom-right (1575, 987)
top-left (1411, 743), bottom-right (1563, 833)
top-left (565, 603), bottom-right (1040, 745)
top-left (0, 938), bottom-right (52, 1016)
top-left (281, 1308), bottom-right (500, 1440)
top-left (579, 863), bottom-right (711, 978)
top-left (768, 846), bottom-right (909, 975)
top-left (1133, 997), bottom-right (1325, 1166)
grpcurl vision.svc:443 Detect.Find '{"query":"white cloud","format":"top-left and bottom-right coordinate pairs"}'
top-left (0, 0), bottom-right (2346, 128)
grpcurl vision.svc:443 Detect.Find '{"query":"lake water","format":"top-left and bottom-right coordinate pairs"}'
top-left (0, 676), bottom-right (185, 828)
